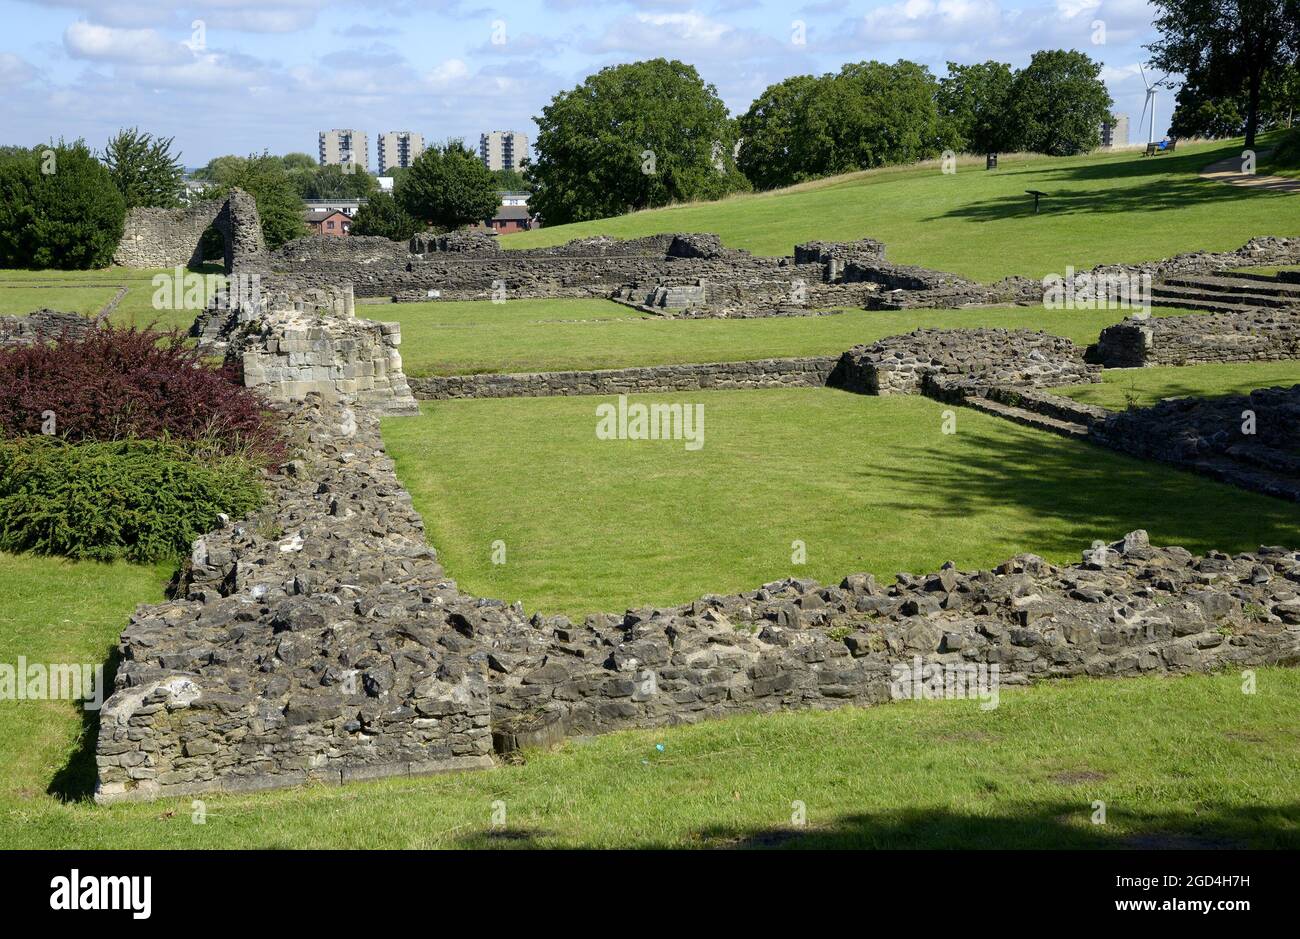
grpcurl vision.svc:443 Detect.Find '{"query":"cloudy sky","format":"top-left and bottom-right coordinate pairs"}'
top-left (1, 0), bottom-right (1172, 167)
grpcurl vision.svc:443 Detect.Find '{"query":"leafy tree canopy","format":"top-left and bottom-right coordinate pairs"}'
top-left (100, 127), bottom-right (184, 209)
top-left (1009, 49), bottom-right (1113, 155)
top-left (350, 191), bottom-right (423, 241)
top-left (396, 140), bottom-right (500, 231)
top-left (195, 152), bottom-right (306, 249)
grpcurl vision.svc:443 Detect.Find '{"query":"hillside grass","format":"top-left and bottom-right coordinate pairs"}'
top-left (1, 550), bottom-right (1296, 849)
top-left (381, 388), bottom-right (1300, 616)
top-left (388, 299), bottom-right (1199, 377)
top-left (1055, 361), bottom-right (1300, 410)
top-left (503, 138), bottom-right (1300, 280)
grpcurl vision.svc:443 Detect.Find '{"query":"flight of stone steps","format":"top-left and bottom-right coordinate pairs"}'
top-left (1152, 270), bottom-right (1300, 314)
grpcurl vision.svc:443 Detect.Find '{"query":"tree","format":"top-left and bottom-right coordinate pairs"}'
top-left (1008, 50), bottom-right (1113, 155)
top-left (1148, 0), bottom-right (1300, 149)
top-left (0, 141), bottom-right (126, 269)
top-left (350, 191), bottom-right (422, 241)
top-left (295, 163), bottom-right (378, 200)
top-left (530, 58), bottom-right (748, 224)
top-left (1171, 63), bottom-right (1299, 139)
top-left (197, 152), bottom-right (306, 248)
top-left (100, 127), bottom-right (184, 209)
top-left (937, 61), bottom-right (1016, 153)
top-left (738, 61), bottom-right (950, 189)
top-left (396, 140), bottom-right (500, 230)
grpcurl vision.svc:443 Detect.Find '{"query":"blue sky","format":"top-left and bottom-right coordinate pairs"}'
top-left (0, 0), bottom-right (1172, 166)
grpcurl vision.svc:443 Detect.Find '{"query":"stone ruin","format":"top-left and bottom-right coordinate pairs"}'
top-left (0, 308), bottom-right (99, 346)
top-left (1089, 309), bottom-right (1300, 368)
top-left (113, 188), bottom-right (265, 273)
top-left (93, 395), bottom-right (1300, 803)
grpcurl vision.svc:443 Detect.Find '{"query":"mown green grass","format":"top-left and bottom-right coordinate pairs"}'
top-left (1055, 361), bottom-right (1300, 410)
top-left (504, 138), bottom-right (1300, 280)
top-left (382, 388), bottom-right (1300, 616)
top-left (0, 553), bottom-right (170, 806)
top-left (389, 299), bottom-right (1198, 377)
top-left (0, 267), bottom-right (217, 333)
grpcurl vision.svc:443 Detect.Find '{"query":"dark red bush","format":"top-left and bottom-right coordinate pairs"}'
top-left (0, 323), bottom-right (283, 462)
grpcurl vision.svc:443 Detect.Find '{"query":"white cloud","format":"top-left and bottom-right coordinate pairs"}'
top-left (63, 20), bottom-right (190, 64)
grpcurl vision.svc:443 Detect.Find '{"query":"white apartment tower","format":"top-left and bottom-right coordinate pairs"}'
top-left (479, 130), bottom-right (528, 173)
top-left (377, 131), bottom-right (425, 173)
top-left (318, 129), bottom-right (369, 170)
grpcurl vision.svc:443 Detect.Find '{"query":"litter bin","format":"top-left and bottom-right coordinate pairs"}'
top-left (986, 153), bottom-right (998, 170)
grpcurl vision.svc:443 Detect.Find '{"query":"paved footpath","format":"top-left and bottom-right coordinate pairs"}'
top-left (1199, 150), bottom-right (1300, 193)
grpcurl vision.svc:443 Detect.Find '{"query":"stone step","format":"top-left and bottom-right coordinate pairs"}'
top-left (962, 395), bottom-right (1090, 439)
top-left (1147, 292), bottom-right (1281, 315)
top-left (980, 385), bottom-right (1109, 426)
top-left (1163, 274), bottom-right (1300, 297)
top-left (1152, 283), bottom-right (1299, 309)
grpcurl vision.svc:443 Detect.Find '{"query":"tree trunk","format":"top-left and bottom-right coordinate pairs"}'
top-left (1244, 67), bottom-right (1262, 150)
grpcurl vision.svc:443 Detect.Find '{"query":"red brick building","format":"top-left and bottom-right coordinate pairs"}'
top-left (304, 208), bottom-right (353, 237)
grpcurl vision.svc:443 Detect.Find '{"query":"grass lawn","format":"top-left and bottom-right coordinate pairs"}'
top-left (1, 548), bottom-right (1296, 848)
top-left (0, 267), bottom-right (218, 333)
top-left (0, 553), bottom-right (170, 807)
top-left (1055, 361), bottom-right (1300, 410)
top-left (389, 298), bottom-right (1198, 377)
top-left (503, 137), bottom-right (1300, 281)
top-left (381, 388), bottom-right (1300, 616)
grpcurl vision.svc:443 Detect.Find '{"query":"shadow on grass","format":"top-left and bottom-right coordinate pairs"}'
top-left (857, 410), bottom-right (1300, 558)
top-left (46, 643), bottom-right (120, 803)
top-left (677, 802), bottom-right (1300, 850)
top-left (928, 144), bottom-right (1284, 223)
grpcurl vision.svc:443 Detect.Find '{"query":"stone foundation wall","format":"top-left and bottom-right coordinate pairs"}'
top-left (409, 356), bottom-right (840, 400)
top-left (95, 396), bottom-right (1300, 803)
top-left (836, 328), bottom-right (1099, 394)
top-left (1090, 310), bottom-right (1300, 367)
top-left (0, 309), bottom-right (97, 347)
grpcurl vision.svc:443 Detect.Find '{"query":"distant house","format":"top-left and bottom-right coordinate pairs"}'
top-left (482, 204), bottom-right (534, 234)
top-left (304, 208), bottom-right (353, 237)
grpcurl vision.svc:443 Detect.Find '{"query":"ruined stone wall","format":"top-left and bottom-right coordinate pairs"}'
top-left (1090, 311), bottom-right (1300, 367)
top-left (113, 189), bottom-right (265, 273)
top-left (95, 396), bottom-right (1300, 803)
top-left (276, 234), bottom-right (410, 265)
top-left (409, 356), bottom-right (840, 400)
top-left (836, 328), bottom-right (1099, 395)
top-left (0, 309), bottom-right (97, 347)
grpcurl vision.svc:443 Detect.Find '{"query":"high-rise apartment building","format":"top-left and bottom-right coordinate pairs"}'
top-left (479, 130), bottom-right (528, 173)
top-left (377, 131), bottom-right (425, 173)
top-left (1100, 114), bottom-right (1130, 149)
top-left (318, 129), bottom-right (369, 170)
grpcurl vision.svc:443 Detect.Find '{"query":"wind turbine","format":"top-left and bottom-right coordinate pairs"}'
top-left (1138, 65), bottom-right (1169, 148)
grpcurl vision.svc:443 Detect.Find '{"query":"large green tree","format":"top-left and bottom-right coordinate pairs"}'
top-left (350, 191), bottom-right (422, 241)
top-left (1148, 0), bottom-right (1300, 149)
top-left (0, 141), bottom-right (126, 269)
top-left (937, 61), bottom-right (1017, 153)
top-left (196, 152), bottom-right (306, 248)
top-left (530, 58), bottom-right (748, 224)
top-left (1008, 50), bottom-right (1113, 155)
top-left (100, 127), bottom-right (184, 209)
top-left (738, 61), bottom-right (950, 189)
top-left (293, 163), bottom-right (379, 200)
top-left (396, 140), bottom-right (500, 230)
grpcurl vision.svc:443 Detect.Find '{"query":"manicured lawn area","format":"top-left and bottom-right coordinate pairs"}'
top-left (503, 138), bottom-right (1300, 281)
top-left (0, 553), bottom-right (170, 806)
top-left (1054, 361), bottom-right (1300, 410)
top-left (390, 299), bottom-right (1198, 377)
top-left (0, 267), bottom-right (218, 333)
top-left (382, 388), bottom-right (1300, 615)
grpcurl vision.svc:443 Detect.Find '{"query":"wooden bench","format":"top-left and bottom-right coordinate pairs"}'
top-left (1144, 138), bottom-right (1177, 157)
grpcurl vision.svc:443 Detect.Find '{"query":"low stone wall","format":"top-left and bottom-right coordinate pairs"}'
top-left (1090, 384), bottom-right (1300, 501)
top-left (1090, 310), bottom-right (1300, 367)
top-left (0, 309), bottom-right (97, 347)
top-left (95, 395), bottom-right (1300, 803)
top-left (410, 357), bottom-right (840, 400)
top-left (836, 328), bottom-right (1098, 394)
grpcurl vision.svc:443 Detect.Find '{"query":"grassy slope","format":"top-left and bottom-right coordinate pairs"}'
top-left (382, 389), bottom-right (1300, 616)
top-left (389, 299), bottom-right (1198, 377)
top-left (1055, 361), bottom-right (1300, 410)
top-left (503, 139), bottom-right (1300, 280)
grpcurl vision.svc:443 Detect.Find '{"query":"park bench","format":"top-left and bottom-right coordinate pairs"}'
top-left (1144, 138), bottom-right (1177, 156)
